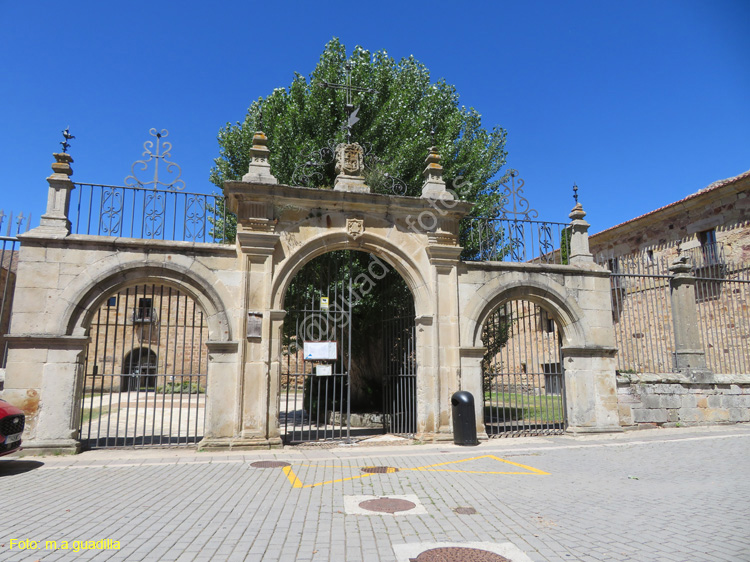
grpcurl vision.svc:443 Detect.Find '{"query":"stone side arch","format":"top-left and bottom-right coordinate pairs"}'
top-left (61, 255), bottom-right (233, 342)
top-left (462, 270), bottom-right (588, 350)
top-left (458, 264), bottom-right (620, 434)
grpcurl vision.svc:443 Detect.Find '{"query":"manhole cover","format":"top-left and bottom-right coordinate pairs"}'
top-left (250, 461), bottom-right (290, 468)
top-left (361, 466), bottom-right (399, 474)
top-left (358, 497), bottom-right (416, 513)
top-left (454, 506), bottom-right (478, 515)
top-left (409, 547), bottom-right (511, 562)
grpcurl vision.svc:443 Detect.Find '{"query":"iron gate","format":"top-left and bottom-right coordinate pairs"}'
top-left (79, 284), bottom-right (208, 448)
top-left (482, 299), bottom-right (566, 436)
top-left (280, 250), bottom-right (417, 443)
top-left (381, 315), bottom-right (417, 435)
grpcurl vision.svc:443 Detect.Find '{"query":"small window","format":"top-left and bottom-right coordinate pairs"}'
top-left (107, 296), bottom-right (117, 307)
top-left (698, 229), bottom-right (718, 264)
top-left (137, 298), bottom-right (153, 320)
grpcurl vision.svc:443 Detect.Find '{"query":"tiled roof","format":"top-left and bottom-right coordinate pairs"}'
top-left (592, 167), bottom-right (750, 238)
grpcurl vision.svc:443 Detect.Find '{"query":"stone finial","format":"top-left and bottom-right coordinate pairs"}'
top-left (241, 131), bottom-right (278, 184)
top-left (567, 201), bottom-right (593, 264)
top-left (568, 202), bottom-right (586, 221)
top-left (50, 152), bottom-right (74, 178)
top-left (333, 142), bottom-right (369, 193)
top-left (421, 146), bottom-right (453, 200)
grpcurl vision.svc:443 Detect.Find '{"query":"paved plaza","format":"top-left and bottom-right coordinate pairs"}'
top-left (1, 425), bottom-right (749, 562)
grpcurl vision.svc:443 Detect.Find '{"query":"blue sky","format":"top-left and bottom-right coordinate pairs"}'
top-left (2, 0), bottom-right (748, 234)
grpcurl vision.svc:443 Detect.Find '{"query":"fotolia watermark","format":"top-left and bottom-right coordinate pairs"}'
top-left (404, 176), bottom-right (471, 232)
top-left (287, 254), bottom-right (391, 353)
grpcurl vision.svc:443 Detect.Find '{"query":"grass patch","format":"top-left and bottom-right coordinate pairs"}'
top-left (484, 392), bottom-right (565, 423)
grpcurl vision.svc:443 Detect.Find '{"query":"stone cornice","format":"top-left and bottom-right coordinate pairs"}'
top-left (460, 260), bottom-right (611, 277)
top-left (205, 340), bottom-right (240, 353)
top-left (224, 181), bottom-right (474, 222)
top-left (561, 345), bottom-right (618, 358)
top-left (4, 335), bottom-right (89, 349)
top-left (17, 233), bottom-right (238, 256)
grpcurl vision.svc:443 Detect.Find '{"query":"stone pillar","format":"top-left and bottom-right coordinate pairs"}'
top-left (669, 256), bottom-right (709, 376)
top-left (235, 231), bottom-right (282, 449)
top-left (199, 341), bottom-right (240, 450)
top-left (561, 346), bottom-right (621, 433)
top-left (459, 346), bottom-right (489, 440)
top-left (3, 335), bottom-right (87, 453)
top-left (35, 153), bottom-right (75, 238)
top-left (414, 315), bottom-right (437, 437)
top-left (426, 245), bottom-right (463, 440)
top-left (568, 202), bottom-right (593, 264)
top-left (241, 132), bottom-right (278, 184)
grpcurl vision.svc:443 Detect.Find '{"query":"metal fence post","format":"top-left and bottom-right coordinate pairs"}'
top-left (669, 255), bottom-right (710, 376)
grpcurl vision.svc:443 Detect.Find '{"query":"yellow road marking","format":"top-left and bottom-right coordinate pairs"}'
top-left (279, 454), bottom-right (549, 488)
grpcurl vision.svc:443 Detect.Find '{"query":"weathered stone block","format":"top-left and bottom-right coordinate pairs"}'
top-left (729, 408), bottom-right (750, 422)
top-left (632, 408), bottom-right (668, 423)
top-left (679, 408), bottom-right (707, 423)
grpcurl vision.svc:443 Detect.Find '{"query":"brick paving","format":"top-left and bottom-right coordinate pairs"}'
top-left (1, 425), bottom-right (749, 561)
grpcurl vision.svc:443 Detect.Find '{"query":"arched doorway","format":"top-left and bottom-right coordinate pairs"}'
top-left (279, 250), bottom-right (416, 444)
top-left (121, 347), bottom-right (158, 391)
top-left (78, 283), bottom-right (209, 448)
top-left (481, 298), bottom-right (567, 436)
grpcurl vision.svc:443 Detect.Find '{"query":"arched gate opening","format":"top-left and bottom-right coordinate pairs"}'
top-left (481, 298), bottom-right (567, 437)
top-left (279, 250), bottom-right (416, 444)
top-left (79, 283), bottom-right (208, 448)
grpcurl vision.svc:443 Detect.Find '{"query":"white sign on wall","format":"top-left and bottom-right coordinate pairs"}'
top-left (303, 341), bottom-right (337, 360)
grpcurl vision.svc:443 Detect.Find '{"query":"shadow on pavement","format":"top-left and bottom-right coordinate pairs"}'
top-left (0, 459), bottom-right (45, 476)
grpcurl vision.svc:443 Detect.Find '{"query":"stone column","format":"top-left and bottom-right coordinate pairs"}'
top-left (3, 335), bottom-right (88, 453)
top-left (669, 256), bottom-right (709, 376)
top-left (35, 153), bottom-right (75, 238)
top-left (199, 341), bottom-right (240, 450)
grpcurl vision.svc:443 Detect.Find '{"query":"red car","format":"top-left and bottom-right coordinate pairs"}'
top-left (0, 399), bottom-right (25, 456)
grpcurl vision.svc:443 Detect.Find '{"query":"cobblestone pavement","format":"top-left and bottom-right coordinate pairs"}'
top-left (1, 425), bottom-right (749, 562)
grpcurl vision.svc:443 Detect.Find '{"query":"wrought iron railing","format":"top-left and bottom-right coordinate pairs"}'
top-left (71, 183), bottom-right (230, 243)
top-left (1, 211), bottom-right (31, 369)
top-left (465, 218), bottom-right (570, 264)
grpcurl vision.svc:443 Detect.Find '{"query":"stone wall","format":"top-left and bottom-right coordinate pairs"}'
top-left (617, 372), bottom-right (750, 427)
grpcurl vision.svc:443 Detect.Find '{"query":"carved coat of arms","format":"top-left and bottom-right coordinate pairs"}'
top-left (347, 218), bottom-right (364, 239)
top-left (335, 143), bottom-right (364, 176)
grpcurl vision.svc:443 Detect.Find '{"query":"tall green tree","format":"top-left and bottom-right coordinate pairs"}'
top-left (210, 38), bottom-right (508, 254)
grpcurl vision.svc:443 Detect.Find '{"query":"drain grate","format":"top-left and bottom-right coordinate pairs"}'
top-left (358, 497), bottom-right (416, 514)
top-left (250, 461), bottom-right (291, 468)
top-left (409, 547), bottom-right (511, 562)
top-left (361, 466), bottom-right (399, 474)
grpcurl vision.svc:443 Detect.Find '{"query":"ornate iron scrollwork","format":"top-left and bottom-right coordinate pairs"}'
top-left (100, 186), bottom-right (124, 235)
top-left (125, 129), bottom-right (185, 191)
top-left (495, 170), bottom-right (538, 221)
top-left (291, 139), bottom-right (338, 187)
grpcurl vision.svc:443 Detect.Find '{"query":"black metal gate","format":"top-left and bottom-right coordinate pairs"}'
top-left (280, 250), bottom-right (417, 443)
top-left (482, 299), bottom-right (566, 437)
top-left (79, 284), bottom-right (208, 448)
top-left (382, 315), bottom-right (417, 436)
